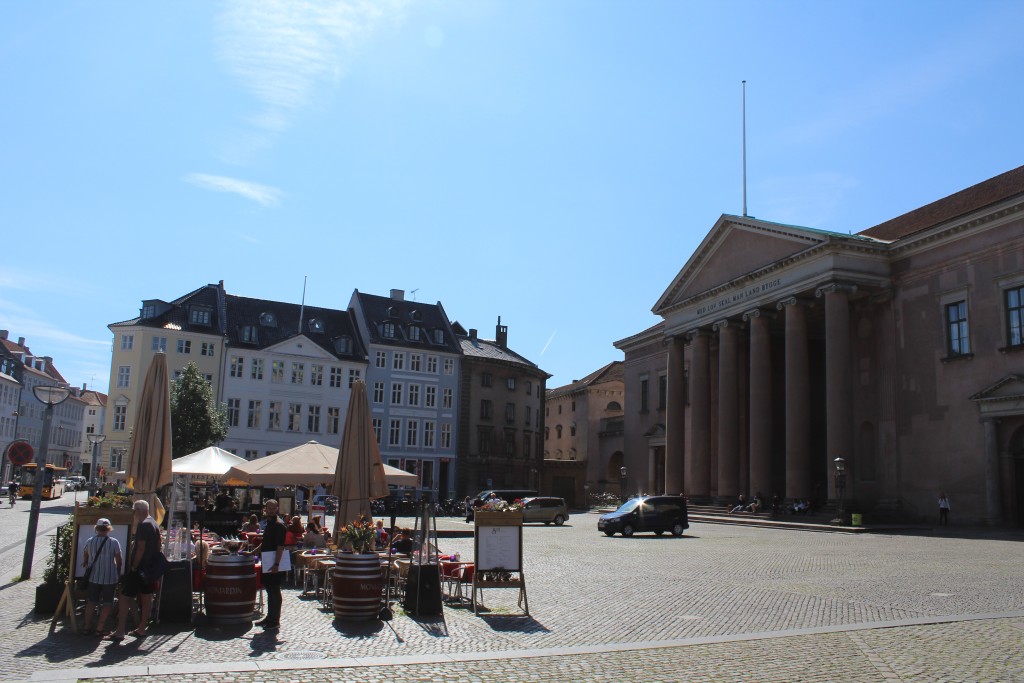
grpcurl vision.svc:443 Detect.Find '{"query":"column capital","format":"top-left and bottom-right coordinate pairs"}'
top-left (776, 297), bottom-right (811, 311)
top-left (712, 318), bottom-right (742, 332)
top-left (815, 282), bottom-right (858, 298)
top-left (742, 308), bottom-right (776, 322)
top-left (685, 328), bottom-right (710, 342)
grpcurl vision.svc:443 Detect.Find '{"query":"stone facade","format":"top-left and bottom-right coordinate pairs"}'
top-left (616, 165), bottom-right (1024, 525)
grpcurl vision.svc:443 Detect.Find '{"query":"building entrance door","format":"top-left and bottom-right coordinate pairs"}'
top-left (1011, 425), bottom-right (1024, 527)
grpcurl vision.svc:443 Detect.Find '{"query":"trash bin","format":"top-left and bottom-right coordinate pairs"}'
top-left (851, 513), bottom-right (862, 526)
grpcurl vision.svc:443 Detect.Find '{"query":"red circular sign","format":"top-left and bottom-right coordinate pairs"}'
top-left (6, 440), bottom-right (33, 467)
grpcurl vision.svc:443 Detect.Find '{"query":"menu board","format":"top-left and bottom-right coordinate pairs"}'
top-left (476, 524), bottom-right (521, 572)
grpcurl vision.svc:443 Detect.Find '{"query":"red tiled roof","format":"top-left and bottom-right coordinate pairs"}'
top-left (859, 165), bottom-right (1024, 241)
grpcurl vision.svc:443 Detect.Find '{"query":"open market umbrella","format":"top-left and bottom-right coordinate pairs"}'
top-left (333, 381), bottom-right (389, 543)
top-left (221, 440), bottom-right (337, 487)
top-left (126, 352), bottom-right (173, 525)
top-left (173, 446), bottom-right (248, 483)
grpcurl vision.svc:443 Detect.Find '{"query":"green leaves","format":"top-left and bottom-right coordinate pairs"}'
top-left (170, 362), bottom-right (229, 458)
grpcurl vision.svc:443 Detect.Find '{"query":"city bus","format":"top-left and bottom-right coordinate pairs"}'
top-left (19, 464), bottom-right (68, 500)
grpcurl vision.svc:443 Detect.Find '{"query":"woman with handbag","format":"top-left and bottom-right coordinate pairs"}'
top-left (81, 517), bottom-right (122, 636)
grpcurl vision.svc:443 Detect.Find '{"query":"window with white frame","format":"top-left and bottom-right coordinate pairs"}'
top-left (423, 421), bottom-right (435, 448)
top-left (240, 326), bottom-right (258, 343)
top-left (310, 364), bottom-right (323, 386)
top-left (427, 356), bottom-right (438, 373)
top-left (410, 354), bottom-right (422, 372)
top-left (389, 418), bottom-right (401, 446)
top-left (226, 398), bottom-right (240, 427)
top-left (152, 336), bottom-right (167, 352)
top-left (408, 384), bottom-right (420, 406)
top-left (372, 418), bottom-right (382, 444)
top-left (1006, 284), bottom-right (1024, 347)
top-left (373, 381), bottom-right (385, 403)
top-left (443, 358), bottom-right (454, 375)
top-left (307, 405), bottom-right (321, 432)
top-left (247, 400), bottom-right (261, 429)
top-left (272, 360), bottom-right (285, 383)
top-left (393, 352), bottom-right (405, 370)
top-left (382, 322), bottom-right (396, 339)
top-left (121, 334), bottom-right (134, 351)
top-left (327, 407), bottom-right (340, 434)
top-left (433, 330), bottom-right (444, 344)
top-left (268, 402), bottom-right (281, 430)
top-left (391, 382), bottom-right (404, 405)
top-left (110, 448), bottom-right (126, 471)
top-left (117, 366), bottom-right (131, 388)
top-left (230, 356), bottom-right (245, 377)
top-left (442, 388), bottom-right (453, 409)
top-left (113, 405), bottom-right (127, 431)
top-left (201, 342), bottom-right (215, 356)
top-left (251, 358), bottom-right (264, 380)
top-left (329, 366), bottom-right (343, 388)
top-left (245, 449), bottom-right (259, 461)
top-left (288, 403), bottom-right (302, 431)
top-left (191, 308), bottom-right (211, 325)
top-left (425, 385), bottom-right (436, 408)
top-left (177, 339), bottom-right (191, 354)
top-left (406, 419), bottom-right (419, 447)
top-left (375, 351), bottom-right (387, 368)
top-left (348, 368), bottom-right (361, 387)
top-left (945, 300), bottom-right (970, 356)
top-left (291, 362), bottom-right (305, 384)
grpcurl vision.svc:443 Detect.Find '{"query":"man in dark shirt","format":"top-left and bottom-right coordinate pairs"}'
top-left (255, 499), bottom-right (287, 629)
top-left (106, 499), bottom-right (161, 641)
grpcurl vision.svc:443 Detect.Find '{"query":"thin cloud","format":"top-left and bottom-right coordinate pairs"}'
top-left (540, 330), bottom-right (558, 356)
top-left (217, 0), bottom-right (407, 133)
top-left (186, 173), bottom-right (283, 206)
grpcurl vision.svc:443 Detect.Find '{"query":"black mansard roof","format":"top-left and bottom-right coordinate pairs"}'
top-left (351, 291), bottom-right (462, 354)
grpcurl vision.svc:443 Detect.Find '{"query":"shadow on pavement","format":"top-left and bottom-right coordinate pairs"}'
top-left (479, 614), bottom-right (550, 633)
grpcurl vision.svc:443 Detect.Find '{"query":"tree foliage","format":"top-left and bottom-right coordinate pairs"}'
top-left (170, 362), bottom-right (228, 458)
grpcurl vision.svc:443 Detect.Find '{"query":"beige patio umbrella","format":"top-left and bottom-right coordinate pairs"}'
top-left (333, 381), bottom-right (389, 543)
top-left (221, 440), bottom-right (338, 487)
top-left (126, 352), bottom-right (174, 525)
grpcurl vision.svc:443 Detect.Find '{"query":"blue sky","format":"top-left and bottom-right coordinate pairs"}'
top-left (2, 0), bottom-right (1023, 395)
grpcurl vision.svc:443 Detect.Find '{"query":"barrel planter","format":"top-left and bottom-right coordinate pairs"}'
top-left (332, 552), bottom-right (383, 620)
top-left (204, 552), bottom-right (258, 624)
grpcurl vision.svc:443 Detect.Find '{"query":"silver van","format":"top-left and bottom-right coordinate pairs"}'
top-left (521, 497), bottom-right (569, 525)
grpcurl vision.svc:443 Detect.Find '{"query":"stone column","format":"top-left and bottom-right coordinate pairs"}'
top-left (664, 336), bottom-right (686, 495)
top-left (983, 418), bottom-right (1001, 524)
top-left (744, 308), bottom-right (773, 498)
top-left (714, 319), bottom-right (739, 499)
top-left (817, 284), bottom-right (855, 499)
top-left (686, 330), bottom-right (711, 498)
top-left (778, 298), bottom-right (811, 499)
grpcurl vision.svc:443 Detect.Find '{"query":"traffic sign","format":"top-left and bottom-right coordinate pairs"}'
top-left (5, 440), bottom-right (33, 467)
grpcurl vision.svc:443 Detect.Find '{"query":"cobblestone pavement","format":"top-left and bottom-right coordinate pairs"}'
top-left (1, 499), bottom-right (1022, 682)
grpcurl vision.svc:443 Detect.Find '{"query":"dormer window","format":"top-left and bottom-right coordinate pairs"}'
top-left (408, 326), bottom-right (421, 342)
top-left (240, 326), bottom-right (259, 344)
top-left (410, 309), bottom-right (422, 322)
top-left (259, 312), bottom-right (277, 327)
top-left (141, 304), bottom-right (155, 319)
top-left (382, 322), bottom-right (396, 339)
top-left (433, 329), bottom-right (444, 345)
top-left (333, 336), bottom-right (352, 354)
top-left (190, 307), bottom-right (212, 326)
top-left (308, 318), bottom-right (324, 334)
top-left (386, 306), bottom-right (398, 319)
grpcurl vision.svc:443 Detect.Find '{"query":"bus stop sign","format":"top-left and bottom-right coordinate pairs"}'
top-left (6, 441), bottom-right (33, 467)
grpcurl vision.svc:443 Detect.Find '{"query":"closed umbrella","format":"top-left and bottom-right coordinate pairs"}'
top-left (333, 381), bottom-right (389, 543)
top-left (126, 352), bottom-right (173, 525)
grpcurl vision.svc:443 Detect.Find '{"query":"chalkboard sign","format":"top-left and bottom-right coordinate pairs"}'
top-left (476, 524), bottom-right (521, 572)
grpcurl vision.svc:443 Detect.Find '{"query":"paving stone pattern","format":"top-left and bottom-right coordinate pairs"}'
top-left (0, 500), bottom-right (1022, 682)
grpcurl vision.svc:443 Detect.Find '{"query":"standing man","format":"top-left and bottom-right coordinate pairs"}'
top-left (106, 499), bottom-right (160, 641)
top-left (938, 493), bottom-right (951, 526)
top-left (255, 498), bottom-right (286, 630)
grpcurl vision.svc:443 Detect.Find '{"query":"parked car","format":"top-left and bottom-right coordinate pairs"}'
top-left (598, 495), bottom-right (689, 537)
top-left (474, 489), bottom-right (537, 505)
top-left (521, 497), bottom-right (568, 525)
top-left (66, 476), bottom-right (86, 491)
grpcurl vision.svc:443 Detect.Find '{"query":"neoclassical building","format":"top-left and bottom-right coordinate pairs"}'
top-left (616, 165), bottom-right (1024, 525)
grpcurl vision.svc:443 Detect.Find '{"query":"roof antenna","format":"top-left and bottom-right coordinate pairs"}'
top-left (742, 79), bottom-right (748, 217)
top-left (298, 275), bottom-right (307, 334)
top-left (410, 288), bottom-right (419, 301)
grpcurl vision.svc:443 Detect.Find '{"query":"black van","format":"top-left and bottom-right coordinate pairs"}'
top-left (474, 489), bottom-right (538, 504)
top-left (597, 495), bottom-right (689, 537)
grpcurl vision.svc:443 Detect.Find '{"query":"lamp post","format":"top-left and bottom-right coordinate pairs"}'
top-left (833, 457), bottom-right (847, 525)
top-left (583, 483), bottom-right (590, 509)
top-left (22, 384), bottom-right (70, 580)
top-left (86, 433), bottom-right (106, 499)
top-left (620, 466), bottom-right (628, 503)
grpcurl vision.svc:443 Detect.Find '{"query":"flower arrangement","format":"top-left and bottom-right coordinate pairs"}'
top-left (480, 497), bottom-right (524, 512)
top-left (337, 517), bottom-right (377, 553)
top-left (86, 493), bottom-right (134, 508)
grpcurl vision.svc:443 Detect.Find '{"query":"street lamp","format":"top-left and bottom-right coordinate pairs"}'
top-left (22, 384), bottom-right (71, 580)
top-left (833, 457), bottom-right (847, 525)
top-left (620, 466), bottom-right (628, 503)
top-left (86, 433), bottom-right (106, 499)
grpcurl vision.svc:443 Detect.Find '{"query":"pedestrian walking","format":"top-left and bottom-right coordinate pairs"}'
top-left (938, 493), bottom-right (950, 526)
top-left (81, 517), bottom-right (122, 635)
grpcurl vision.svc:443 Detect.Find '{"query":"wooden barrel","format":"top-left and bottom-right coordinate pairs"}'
top-left (204, 552), bottom-right (257, 624)
top-left (332, 553), bottom-right (383, 620)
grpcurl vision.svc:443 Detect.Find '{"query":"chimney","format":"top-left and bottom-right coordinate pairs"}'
top-left (18, 337), bottom-right (26, 347)
top-left (82, 382), bottom-right (87, 391)
top-left (0, 330), bottom-right (7, 340)
top-left (390, 289), bottom-right (405, 301)
top-left (469, 329), bottom-right (477, 340)
top-left (495, 316), bottom-right (508, 349)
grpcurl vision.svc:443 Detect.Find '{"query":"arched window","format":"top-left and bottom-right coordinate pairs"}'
top-left (556, 425), bottom-right (563, 438)
top-left (606, 401), bottom-right (622, 411)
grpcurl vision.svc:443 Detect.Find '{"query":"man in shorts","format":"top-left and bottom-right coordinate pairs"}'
top-left (105, 500), bottom-right (160, 641)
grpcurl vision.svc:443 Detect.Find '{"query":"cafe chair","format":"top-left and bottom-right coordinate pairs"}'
top-left (450, 564), bottom-right (475, 604)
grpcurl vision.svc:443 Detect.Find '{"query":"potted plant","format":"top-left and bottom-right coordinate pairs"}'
top-left (336, 517), bottom-right (377, 554)
top-left (35, 517), bottom-right (73, 614)
top-left (333, 517), bottom-right (384, 620)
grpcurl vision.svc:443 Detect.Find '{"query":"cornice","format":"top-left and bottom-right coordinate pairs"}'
top-left (887, 198), bottom-right (1024, 258)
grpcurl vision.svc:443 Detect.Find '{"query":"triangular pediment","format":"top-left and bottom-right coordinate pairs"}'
top-left (653, 215), bottom-right (841, 315)
top-left (970, 374), bottom-right (1024, 402)
top-left (643, 423), bottom-right (666, 438)
top-left (263, 334), bottom-right (337, 360)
